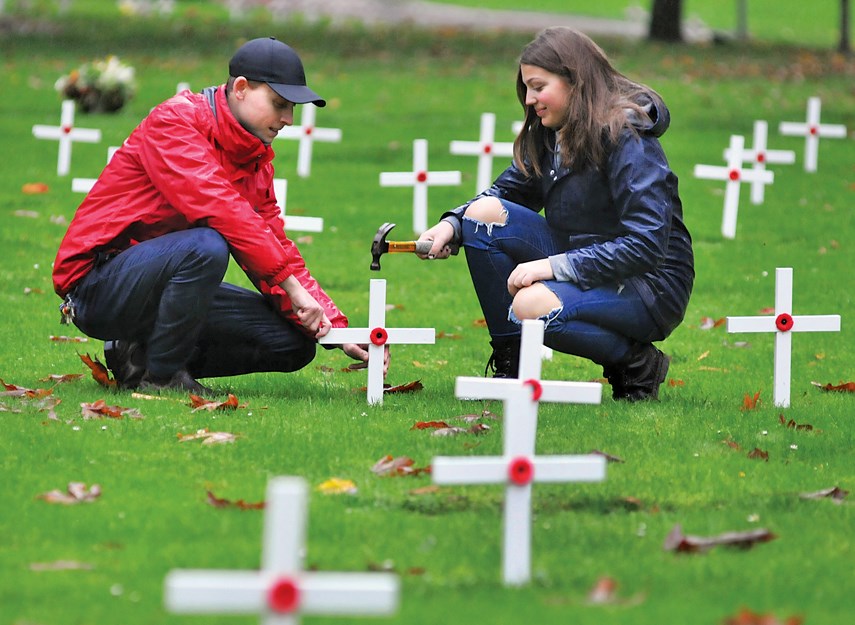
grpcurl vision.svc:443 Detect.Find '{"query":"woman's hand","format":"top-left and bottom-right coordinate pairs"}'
top-left (507, 259), bottom-right (554, 296)
top-left (417, 221), bottom-right (456, 259)
top-left (342, 343), bottom-right (390, 376)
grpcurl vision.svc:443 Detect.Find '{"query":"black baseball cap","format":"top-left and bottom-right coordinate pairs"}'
top-left (229, 37), bottom-right (326, 107)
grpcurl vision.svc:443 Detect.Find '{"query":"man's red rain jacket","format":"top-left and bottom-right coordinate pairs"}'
top-left (52, 86), bottom-right (348, 332)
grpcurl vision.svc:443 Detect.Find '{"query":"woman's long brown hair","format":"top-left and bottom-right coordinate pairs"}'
top-left (513, 27), bottom-right (657, 177)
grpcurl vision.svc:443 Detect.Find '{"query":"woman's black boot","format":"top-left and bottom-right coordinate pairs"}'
top-left (485, 337), bottom-right (521, 378)
top-left (605, 343), bottom-right (670, 401)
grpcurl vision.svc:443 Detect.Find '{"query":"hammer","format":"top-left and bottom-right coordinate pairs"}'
top-left (370, 222), bottom-right (458, 271)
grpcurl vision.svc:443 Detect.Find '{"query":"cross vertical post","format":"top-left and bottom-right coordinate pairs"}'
top-left (379, 139), bottom-right (461, 234)
top-left (318, 279), bottom-right (435, 405)
top-left (72, 146), bottom-right (119, 195)
top-left (726, 267), bottom-right (842, 407)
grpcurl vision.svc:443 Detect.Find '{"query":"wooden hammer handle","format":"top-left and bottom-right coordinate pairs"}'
top-left (387, 241), bottom-right (433, 254)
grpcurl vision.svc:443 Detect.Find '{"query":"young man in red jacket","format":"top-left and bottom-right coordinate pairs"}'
top-left (53, 37), bottom-right (373, 395)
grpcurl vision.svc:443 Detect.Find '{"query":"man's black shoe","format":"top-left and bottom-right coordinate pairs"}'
top-left (104, 340), bottom-right (146, 390)
top-left (139, 369), bottom-right (214, 396)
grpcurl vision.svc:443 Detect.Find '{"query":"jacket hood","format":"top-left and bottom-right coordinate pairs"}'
top-left (624, 91), bottom-right (670, 138)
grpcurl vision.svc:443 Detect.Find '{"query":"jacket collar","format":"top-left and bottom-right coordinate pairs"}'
top-left (212, 85), bottom-right (274, 167)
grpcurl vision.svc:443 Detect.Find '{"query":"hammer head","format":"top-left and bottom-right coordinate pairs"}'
top-left (370, 222), bottom-right (396, 271)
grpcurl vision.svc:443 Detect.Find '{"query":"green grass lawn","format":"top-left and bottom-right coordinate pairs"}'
top-left (1, 4), bottom-right (853, 625)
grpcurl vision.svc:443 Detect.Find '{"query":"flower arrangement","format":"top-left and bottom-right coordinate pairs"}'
top-left (55, 55), bottom-right (137, 113)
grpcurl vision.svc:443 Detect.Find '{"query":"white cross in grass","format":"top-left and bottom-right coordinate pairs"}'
top-left (276, 104), bottom-right (342, 178)
top-left (449, 112), bottom-right (514, 194)
top-left (32, 100), bottom-right (101, 176)
top-left (318, 279), bottom-right (435, 405)
top-left (694, 134), bottom-right (774, 239)
top-left (726, 267), bottom-right (841, 408)
top-left (778, 97), bottom-right (847, 173)
top-left (273, 179), bottom-right (324, 233)
top-left (379, 139), bottom-right (461, 235)
top-left (723, 120), bottom-right (795, 205)
top-left (164, 476), bottom-right (399, 624)
top-left (432, 319), bottom-right (604, 585)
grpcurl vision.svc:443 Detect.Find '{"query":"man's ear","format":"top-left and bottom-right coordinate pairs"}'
top-left (232, 76), bottom-right (249, 99)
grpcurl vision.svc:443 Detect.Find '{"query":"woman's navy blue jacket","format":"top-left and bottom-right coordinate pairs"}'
top-left (443, 97), bottom-right (694, 339)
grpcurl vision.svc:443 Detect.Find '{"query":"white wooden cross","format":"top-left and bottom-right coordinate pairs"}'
top-left (723, 120), bottom-right (795, 204)
top-left (273, 179), bottom-right (324, 233)
top-left (275, 104), bottom-right (342, 178)
top-left (450, 112), bottom-right (514, 194)
top-left (32, 100), bottom-right (102, 176)
top-left (71, 146), bottom-right (119, 195)
top-left (693, 134), bottom-right (774, 239)
top-left (379, 139), bottom-right (461, 235)
top-left (164, 476), bottom-right (399, 624)
top-left (778, 97), bottom-right (847, 172)
top-left (726, 267), bottom-right (841, 408)
top-left (433, 319), bottom-right (604, 585)
top-left (318, 279), bottom-right (435, 405)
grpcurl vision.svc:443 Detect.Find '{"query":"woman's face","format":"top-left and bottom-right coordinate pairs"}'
top-left (520, 63), bottom-right (572, 129)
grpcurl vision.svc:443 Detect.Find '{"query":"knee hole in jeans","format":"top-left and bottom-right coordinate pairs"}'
top-left (511, 284), bottom-right (562, 321)
top-left (464, 197), bottom-right (507, 224)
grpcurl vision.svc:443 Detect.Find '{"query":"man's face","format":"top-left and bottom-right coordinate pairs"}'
top-left (230, 79), bottom-right (295, 145)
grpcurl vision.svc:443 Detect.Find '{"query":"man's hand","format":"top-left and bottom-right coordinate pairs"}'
top-left (342, 343), bottom-right (390, 376)
top-left (281, 275), bottom-right (329, 338)
top-left (507, 258), bottom-right (554, 296)
top-left (417, 221), bottom-right (456, 260)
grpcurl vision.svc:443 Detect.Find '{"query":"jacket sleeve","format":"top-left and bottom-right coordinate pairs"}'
top-left (136, 102), bottom-right (296, 287)
top-left (253, 182), bottom-right (349, 330)
top-left (562, 133), bottom-right (676, 288)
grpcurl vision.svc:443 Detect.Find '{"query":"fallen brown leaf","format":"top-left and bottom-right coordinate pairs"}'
top-left (371, 454), bottom-right (430, 477)
top-left (38, 482), bottom-right (101, 505)
top-left (79, 353), bottom-right (116, 388)
top-left (778, 414), bottom-right (814, 431)
top-left (663, 523), bottom-right (776, 553)
top-left (811, 380), bottom-right (855, 393)
top-left (799, 486), bottom-right (848, 504)
top-left (205, 490), bottom-right (264, 510)
top-left (22, 182), bottom-right (50, 194)
top-left (177, 428), bottom-right (237, 444)
top-left (411, 420), bottom-right (451, 430)
top-left (742, 391), bottom-right (761, 411)
top-left (189, 393), bottom-right (243, 411)
top-left (721, 607), bottom-right (804, 625)
top-left (747, 447), bottom-right (769, 462)
top-left (80, 399), bottom-right (143, 420)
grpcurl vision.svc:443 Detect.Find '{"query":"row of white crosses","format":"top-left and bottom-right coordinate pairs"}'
top-left (165, 476), bottom-right (399, 624)
top-left (693, 97), bottom-right (847, 239)
top-left (727, 267), bottom-right (841, 408)
top-left (434, 319), bottom-right (605, 586)
top-left (381, 113), bottom-right (516, 234)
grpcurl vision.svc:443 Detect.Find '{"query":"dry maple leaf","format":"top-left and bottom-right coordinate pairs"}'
top-left (22, 182), bottom-right (49, 194)
top-left (177, 428), bottom-right (237, 444)
top-left (38, 482), bottom-right (101, 505)
top-left (811, 380), bottom-right (855, 393)
top-left (721, 607), bottom-right (804, 625)
top-left (411, 420), bottom-right (451, 430)
top-left (80, 399), bottom-right (143, 420)
top-left (699, 316), bottom-right (726, 330)
top-left (432, 423), bottom-right (491, 437)
top-left (371, 455), bottom-right (430, 477)
top-left (0, 378), bottom-right (53, 398)
top-left (747, 447), bottom-right (769, 462)
top-left (742, 391), bottom-right (761, 410)
top-left (799, 486), bottom-right (848, 504)
top-left (663, 523), bottom-right (776, 553)
top-left (778, 414), bottom-right (814, 431)
top-left (50, 335), bottom-right (89, 343)
top-left (205, 490), bottom-right (264, 510)
top-left (589, 449), bottom-right (625, 463)
top-left (316, 478), bottom-right (358, 495)
top-left (189, 393), bottom-right (242, 411)
top-left (39, 373), bottom-right (84, 384)
top-left (79, 353), bottom-right (116, 388)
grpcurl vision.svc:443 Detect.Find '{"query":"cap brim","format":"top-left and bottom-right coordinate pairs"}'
top-left (268, 83), bottom-right (326, 107)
